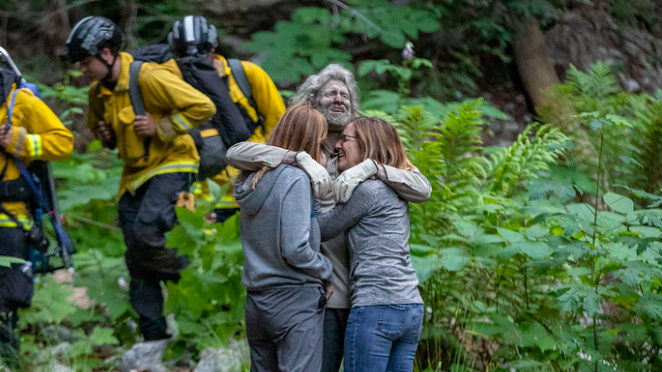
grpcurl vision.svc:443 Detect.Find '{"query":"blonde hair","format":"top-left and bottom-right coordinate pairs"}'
top-left (350, 117), bottom-right (413, 171)
top-left (244, 104), bottom-right (328, 188)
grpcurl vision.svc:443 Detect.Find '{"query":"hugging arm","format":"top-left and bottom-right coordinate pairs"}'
top-left (333, 160), bottom-right (432, 203)
top-left (227, 141), bottom-right (331, 197)
top-left (317, 182), bottom-right (373, 241)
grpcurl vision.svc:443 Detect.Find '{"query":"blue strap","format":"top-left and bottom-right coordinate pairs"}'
top-left (13, 157), bottom-right (45, 221)
top-left (4, 88), bottom-right (20, 130)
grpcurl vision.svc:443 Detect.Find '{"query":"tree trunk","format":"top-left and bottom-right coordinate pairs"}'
top-left (512, 17), bottom-right (560, 109)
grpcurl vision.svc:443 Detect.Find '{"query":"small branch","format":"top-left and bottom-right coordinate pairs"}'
top-left (68, 214), bottom-right (121, 231)
top-left (325, 0), bottom-right (385, 34)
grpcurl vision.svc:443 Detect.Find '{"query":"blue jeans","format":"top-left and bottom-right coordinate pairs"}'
top-left (344, 304), bottom-right (424, 372)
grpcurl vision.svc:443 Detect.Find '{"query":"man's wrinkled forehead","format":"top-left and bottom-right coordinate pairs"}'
top-left (317, 79), bottom-right (349, 97)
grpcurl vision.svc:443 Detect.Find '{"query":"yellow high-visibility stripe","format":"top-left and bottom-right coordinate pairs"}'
top-left (28, 134), bottom-right (42, 157)
top-left (130, 161), bottom-right (199, 191)
top-left (171, 114), bottom-right (192, 131)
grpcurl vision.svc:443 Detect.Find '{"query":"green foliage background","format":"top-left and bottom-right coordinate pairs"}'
top-left (4, 0), bottom-right (662, 371)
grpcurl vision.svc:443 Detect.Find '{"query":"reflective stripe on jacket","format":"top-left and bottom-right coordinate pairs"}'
top-left (87, 52), bottom-right (216, 197)
top-left (0, 85), bottom-right (73, 225)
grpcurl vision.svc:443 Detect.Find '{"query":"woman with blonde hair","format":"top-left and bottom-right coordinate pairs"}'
top-left (317, 117), bottom-right (424, 372)
top-left (234, 103), bottom-right (333, 372)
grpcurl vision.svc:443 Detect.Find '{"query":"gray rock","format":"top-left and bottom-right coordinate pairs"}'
top-left (121, 339), bottom-right (169, 372)
top-left (193, 339), bottom-right (250, 372)
top-left (42, 325), bottom-right (78, 344)
top-left (51, 364), bottom-right (75, 372)
top-left (51, 342), bottom-right (72, 361)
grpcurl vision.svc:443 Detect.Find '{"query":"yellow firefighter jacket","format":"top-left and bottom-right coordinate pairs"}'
top-left (87, 52), bottom-right (216, 198)
top-left (0, 85), bottom-right (73, 227)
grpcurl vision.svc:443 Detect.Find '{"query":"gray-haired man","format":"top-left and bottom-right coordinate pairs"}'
top-left (227, 63), bottom-right (431, 372)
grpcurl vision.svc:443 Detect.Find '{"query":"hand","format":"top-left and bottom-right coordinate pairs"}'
top-left (97, 121), bottom-right (116, 148)
top-left (134, 114), bottom-right (156, 137)
top-left (295, 152), bottom-right (332, 198)
top-left (282, 151), bottom-right (297, 165)
top-left (333, 159), bottom-right (378, 203)
top-left (0, 125), bottom-right (14, 149)
top-left (325, 284), bottom-right (334, 301)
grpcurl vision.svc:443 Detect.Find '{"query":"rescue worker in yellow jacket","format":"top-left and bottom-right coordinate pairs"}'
top-left (61, 16), bottom-right (216, 341)
top-left (0, 59), bottom-right (74, 366)
top-left (165, 15), bottom-right (285, 222)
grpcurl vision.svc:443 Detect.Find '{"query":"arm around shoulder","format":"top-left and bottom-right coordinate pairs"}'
top-left (378, 164), bottom-right (431, 203)
top-left (226, 141), bottom-right (289, 170)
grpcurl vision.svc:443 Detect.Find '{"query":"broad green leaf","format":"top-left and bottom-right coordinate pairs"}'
top-left (497, 227), bottom-right (525, 243)
top-left (566, 203), bottom-right (596, 222)
top-left (512, 241), bottom-right (550, 259)
top-left (603, 242), bottom-right (637, 261)
top-left (89, 326), bottom-right (120, 345)
top-left (524, 224), bottom-right (549, 239)
top-left (636, 293), bottom-right (662, 321)
top-left (630, 225), bottom-right (662, 239)
top-left (520, 322), bottom-right (555, 351)
top-left (604, 192), bottom-right (634, 214)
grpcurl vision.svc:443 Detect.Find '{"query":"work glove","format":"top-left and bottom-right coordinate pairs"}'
top-left (295, 152), bottom-right (332, 198)
top-left (333, 159), bottom-right (378, 203)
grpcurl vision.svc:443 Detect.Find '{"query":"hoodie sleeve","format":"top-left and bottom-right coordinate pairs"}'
top-left (317, 182), bottom-right (374, 241)
top-left (279, 175), bottom-right (332, 283)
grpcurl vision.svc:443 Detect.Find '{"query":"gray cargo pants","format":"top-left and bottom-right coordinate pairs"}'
top-left (246, 286), bottom-right (326, 372)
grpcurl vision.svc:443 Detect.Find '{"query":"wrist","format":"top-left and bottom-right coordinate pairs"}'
top-left (283, 151), bottom-right (298, 165)
top-left (373, 161), bottom-right (386, 179)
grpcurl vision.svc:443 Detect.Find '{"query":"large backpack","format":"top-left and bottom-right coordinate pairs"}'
top-left (128, 44), bottom-right (262, 179)
top-left (0, 47), bottom-right (75, 274)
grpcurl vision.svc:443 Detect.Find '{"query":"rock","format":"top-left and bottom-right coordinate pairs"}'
top-left (51, 342), bottom-right (72, 359)
top-left (193, 339), bottom-right (250, 372)
top-left (121, 339), bottom-right (169, 372)
top-left (42, 325), bottom-right (78, 344)
top-left (51, 364), bottom-right (75, 372)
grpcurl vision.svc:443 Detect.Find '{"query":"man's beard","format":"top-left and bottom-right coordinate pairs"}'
top-left (326, 111), bottom-right (351, 130)
top-left (318, 105), bottom-right (351, 130)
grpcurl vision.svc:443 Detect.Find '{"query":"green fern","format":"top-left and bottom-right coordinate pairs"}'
top-left (483, 124), bottom-right (569, 196)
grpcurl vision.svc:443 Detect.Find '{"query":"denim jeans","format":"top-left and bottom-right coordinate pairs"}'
top-left (344, 304), bottom-right (424, 372)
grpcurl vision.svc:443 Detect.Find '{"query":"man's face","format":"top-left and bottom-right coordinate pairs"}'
top-left (76, 55), bottom-right (108, 82)
top-left (315, 80), bottom-right (351, 130)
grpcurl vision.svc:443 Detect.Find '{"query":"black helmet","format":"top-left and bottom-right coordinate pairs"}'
top-left (62, 16), bottom-right (123, 63)
top-left (168, 15), bottom-right (218, 57)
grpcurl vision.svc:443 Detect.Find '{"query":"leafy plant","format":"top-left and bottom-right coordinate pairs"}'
top-left (246, 1), bottom-right (439, 84)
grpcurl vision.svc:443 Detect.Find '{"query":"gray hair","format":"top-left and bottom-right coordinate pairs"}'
top-left (290, 63), bottom-right (361, 118)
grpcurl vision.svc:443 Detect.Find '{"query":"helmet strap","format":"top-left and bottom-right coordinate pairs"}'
top-left (95, 54), bottom-right (118, 87)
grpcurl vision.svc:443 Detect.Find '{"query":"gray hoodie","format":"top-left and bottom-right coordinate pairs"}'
top-left (234, 164), bottom-right (333, 291)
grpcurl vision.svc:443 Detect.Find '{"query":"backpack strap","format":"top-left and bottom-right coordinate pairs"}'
top-left (128, 61), bottom-right (150, 160)
top-left (228, 59), bottom-right (255, 109)
top-left (128, 61), bottom-right (146, 116)
top-left (4, 88), bottom-right (20, 130)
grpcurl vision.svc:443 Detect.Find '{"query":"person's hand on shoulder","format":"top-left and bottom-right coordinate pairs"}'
top-left (295, 152), bottom-right (332, 199)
